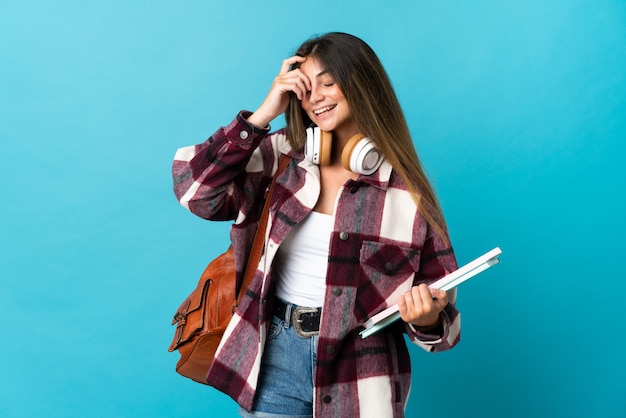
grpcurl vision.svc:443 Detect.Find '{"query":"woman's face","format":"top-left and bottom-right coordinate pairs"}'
top-left (299, 57), bottom-right (358, 139)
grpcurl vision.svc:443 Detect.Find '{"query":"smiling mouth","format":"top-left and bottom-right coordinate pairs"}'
top-left (313, 105), bottom-right (336, 116)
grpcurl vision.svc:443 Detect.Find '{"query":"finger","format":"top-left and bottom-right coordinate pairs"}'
top-left (279, 55), bottom-right (306, 74)
top-left (403, 288), bottom-right (431, 323)
top-left (397, 295), bottom-right (407, 314)
top-left (300, 73), bottom-right (311, 93)
top-left (290, 73), bottom-right (312, 101)
top-left (412, 285), bottom-right (444, 316)
top-left (406, 288), bottom-right (429, 317)
top-left (430, 288), bottom-right (448, 306)
top-left (414, 284), bottom-right (436, 305)
top-left (397, 290), bottom-right (419, 322)
top-left (288, 75), bottom-right (307, 100)
top-left (272, 72), bottom-right (303, 100)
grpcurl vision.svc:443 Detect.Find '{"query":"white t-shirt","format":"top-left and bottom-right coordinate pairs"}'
top-left (274, 211), bottom-right (333, 307)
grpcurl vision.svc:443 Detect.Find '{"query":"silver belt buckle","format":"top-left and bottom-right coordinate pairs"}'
top-left (291, 307), bottom-right (319, 338)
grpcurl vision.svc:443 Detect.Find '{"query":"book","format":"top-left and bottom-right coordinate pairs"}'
top-left (359, 247), bottom-right (502, 338)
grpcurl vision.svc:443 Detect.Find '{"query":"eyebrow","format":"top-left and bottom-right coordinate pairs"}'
top-left (316, 70), bottom-right (330, 78)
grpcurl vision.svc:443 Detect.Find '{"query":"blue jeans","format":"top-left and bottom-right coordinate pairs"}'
top-left (239, 304), bottom-right (319, 418)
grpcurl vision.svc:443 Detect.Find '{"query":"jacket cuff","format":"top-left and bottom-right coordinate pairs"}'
top-left (406, 310), bottom-right (450, 343)
top-left (219, 111), bottom-right (271, 148)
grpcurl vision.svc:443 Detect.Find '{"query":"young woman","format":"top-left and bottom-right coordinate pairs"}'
top-left (172, 32), bottom-right (460, 418)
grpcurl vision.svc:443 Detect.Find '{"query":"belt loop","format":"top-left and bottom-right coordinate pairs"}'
top-left (284, 301), bottom-right (293, 327)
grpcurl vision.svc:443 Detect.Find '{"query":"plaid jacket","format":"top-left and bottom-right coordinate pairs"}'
top-left (172, 112), bottom-right (460, 417)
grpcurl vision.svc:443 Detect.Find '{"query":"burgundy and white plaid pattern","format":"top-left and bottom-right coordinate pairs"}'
top-left (172, 112), bottom-right (460, 417)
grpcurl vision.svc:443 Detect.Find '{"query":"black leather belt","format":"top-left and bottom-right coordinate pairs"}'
top-left (274, 300), bottom-right (321, 338)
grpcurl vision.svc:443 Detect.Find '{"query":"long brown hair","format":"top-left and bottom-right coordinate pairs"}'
top-left (285, 32), bottom-right (448, 240)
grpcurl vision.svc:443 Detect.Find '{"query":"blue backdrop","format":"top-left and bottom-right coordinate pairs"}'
top-left (1, 1), bottom-right (624, 417)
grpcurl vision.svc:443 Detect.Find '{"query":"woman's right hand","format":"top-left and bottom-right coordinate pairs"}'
top-left (247, 56), bottom-right (311, 128)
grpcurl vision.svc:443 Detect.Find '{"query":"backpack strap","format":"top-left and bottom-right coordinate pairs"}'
top-left (237, 154), bottom-right (290, 303)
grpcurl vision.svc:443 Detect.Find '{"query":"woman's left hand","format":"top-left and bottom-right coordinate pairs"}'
top-left (397, 284), bottom-right (448, 328)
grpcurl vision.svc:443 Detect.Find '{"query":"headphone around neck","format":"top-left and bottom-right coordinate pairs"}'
top-left (304, 126), bottom-right (383, 175)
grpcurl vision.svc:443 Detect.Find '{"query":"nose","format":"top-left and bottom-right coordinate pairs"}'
top-left (308, 85), bottom-right (324, 104)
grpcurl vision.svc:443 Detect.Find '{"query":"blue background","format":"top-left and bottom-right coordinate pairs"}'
top-left (1, 1), bottom-right (625, 417)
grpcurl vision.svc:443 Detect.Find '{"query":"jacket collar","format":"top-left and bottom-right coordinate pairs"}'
top-left (356, 160), bottom-right (392, 190)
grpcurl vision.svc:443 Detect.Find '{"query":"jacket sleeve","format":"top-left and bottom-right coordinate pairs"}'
top-left (404, 226), bottom-right (461, 352)
top-left (172, 111), bottom-right (280, 222)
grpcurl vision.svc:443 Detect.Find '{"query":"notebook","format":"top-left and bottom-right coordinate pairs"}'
top-left (360, 247), bottom-right (502, 338)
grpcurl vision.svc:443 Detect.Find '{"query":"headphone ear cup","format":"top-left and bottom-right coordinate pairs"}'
top-left (318, 130), bottom-right (333, 166)
top-left (305, 127), bottom-right (333, 165)
top-left (341, 134), bottom-right (383, 175)
top-left (305, 127), bottom-right (317, 164)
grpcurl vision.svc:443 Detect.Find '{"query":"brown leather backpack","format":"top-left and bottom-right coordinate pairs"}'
top-left (168, 156), bottom-right (288, 384)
